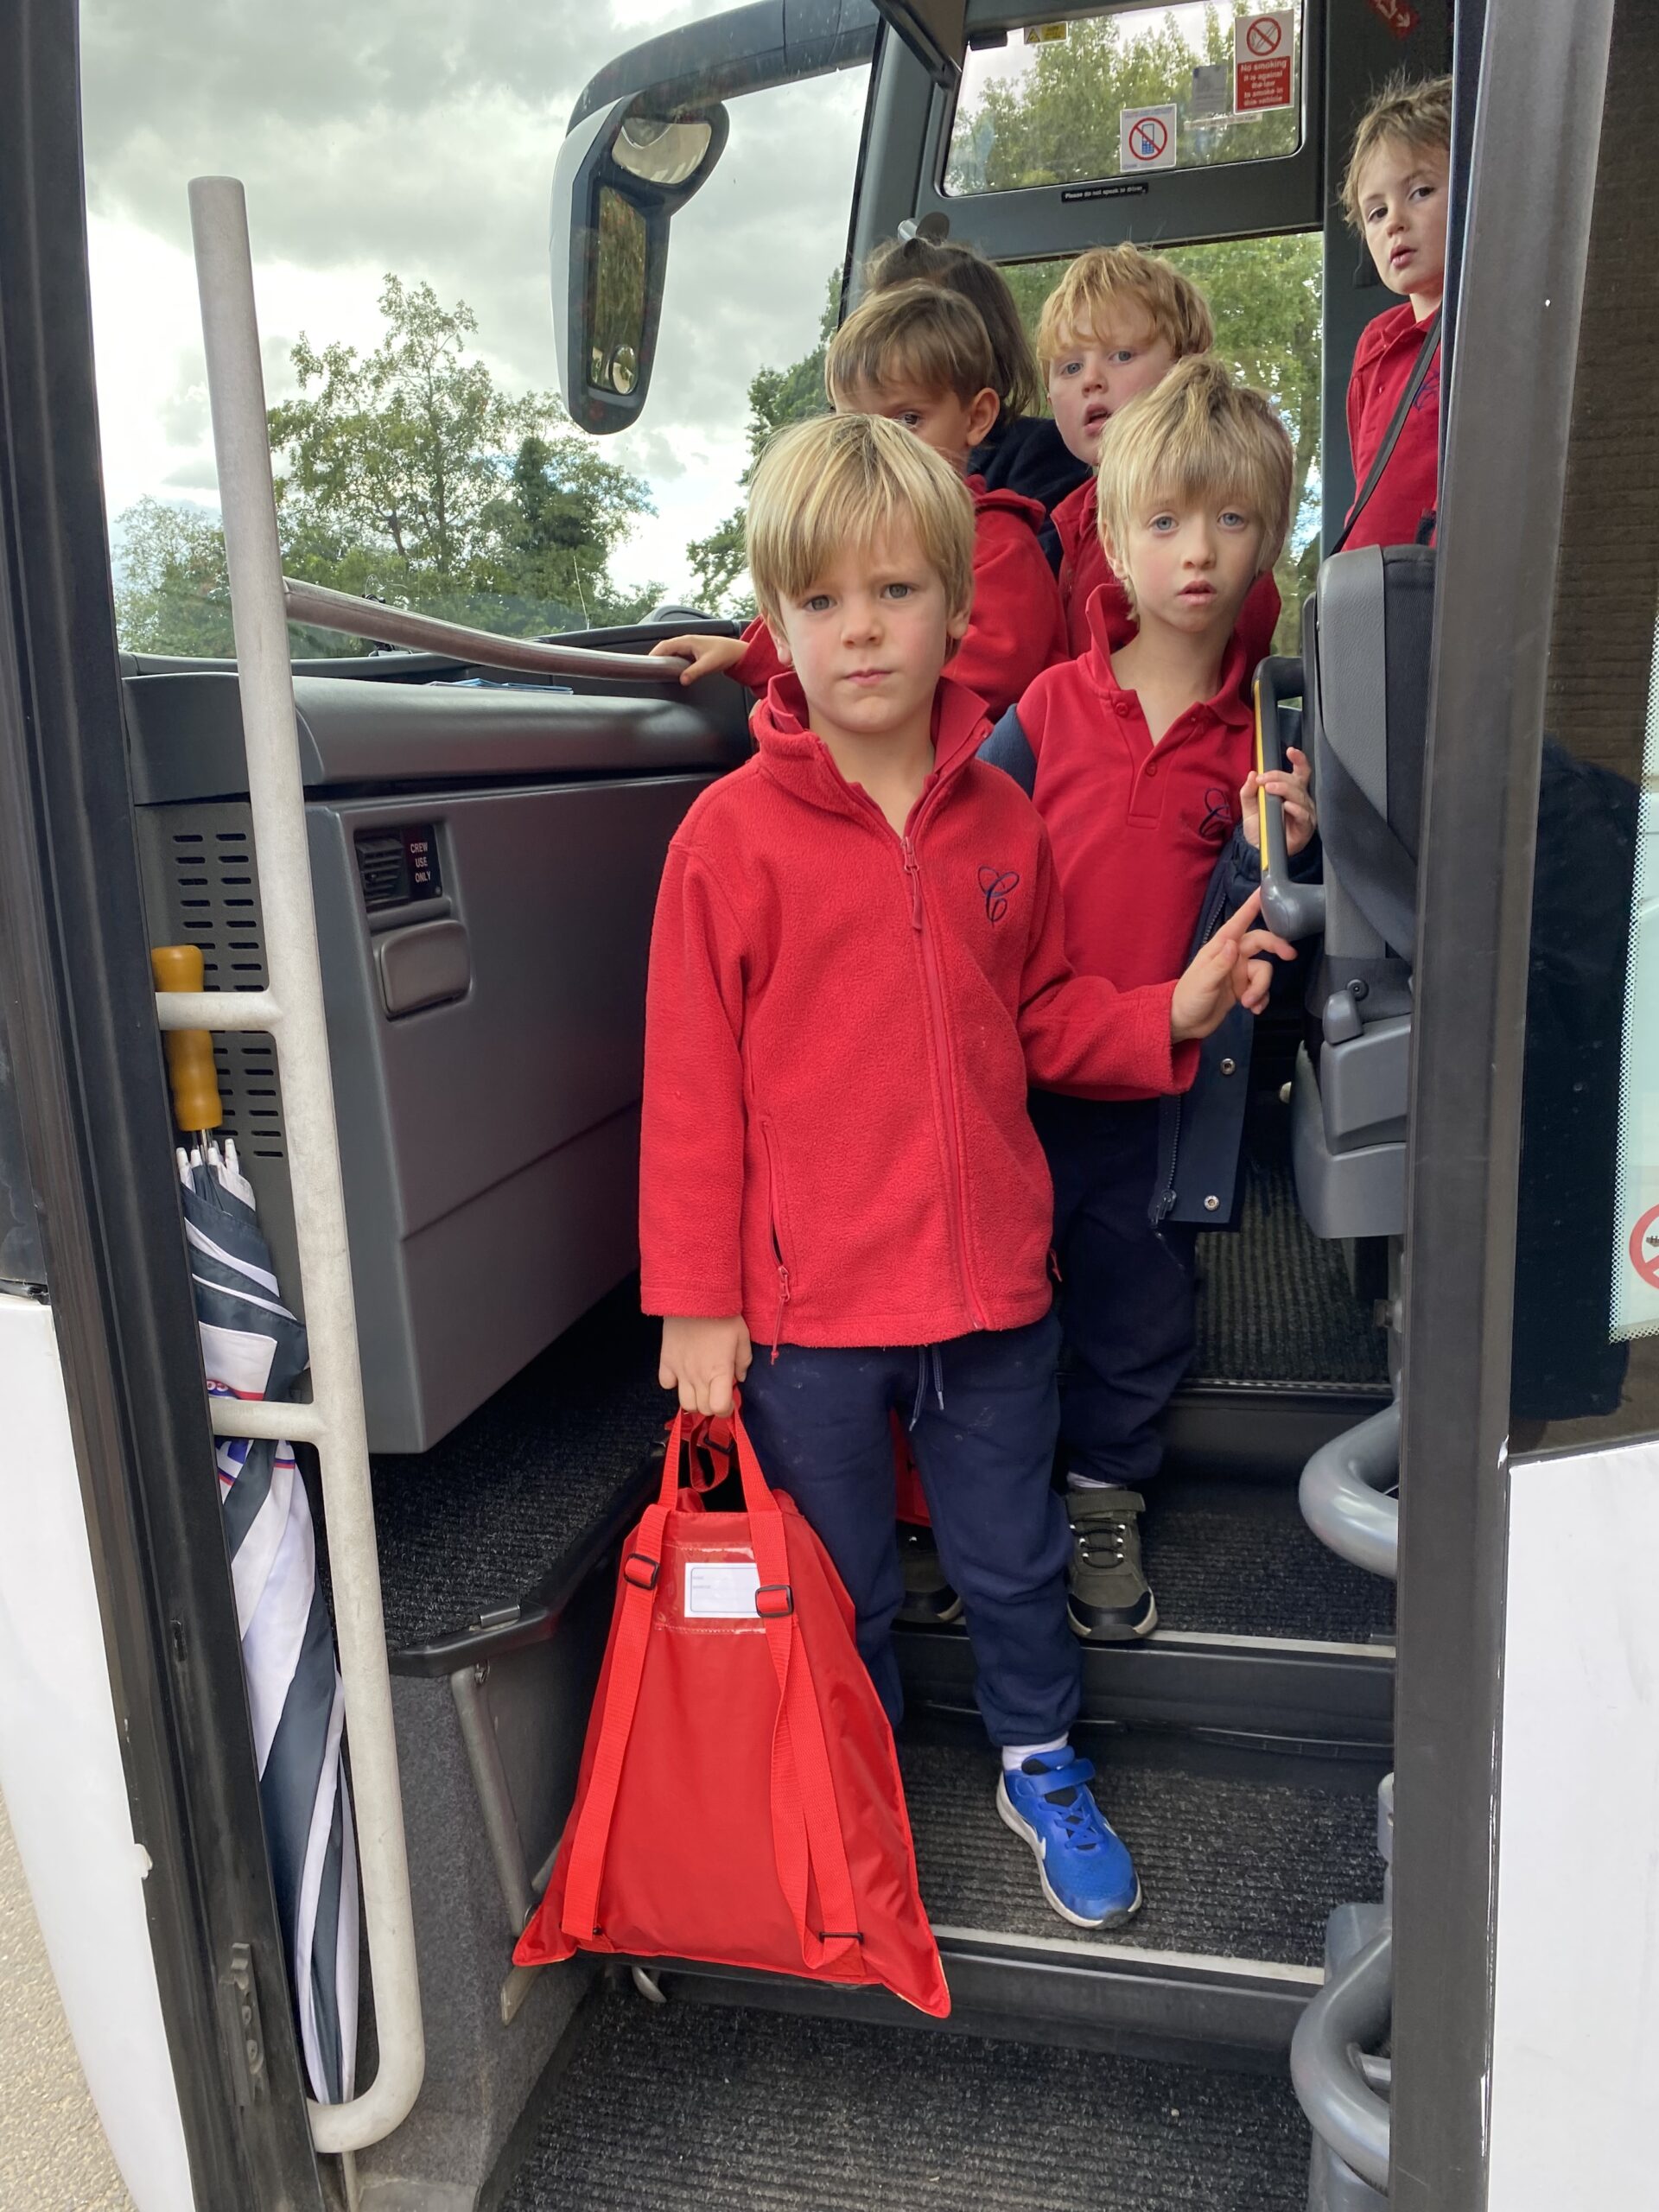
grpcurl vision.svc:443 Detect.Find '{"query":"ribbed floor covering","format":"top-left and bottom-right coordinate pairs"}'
top-left (1147, 1475), bottom-right (1395, 1643)
top-left (903, 1742), bottom-right (1380, 1967)
top-left (499, 1984), bottom-right (1311, 2212)
top-left (1193, 1161), bottom-right (1388, 1387)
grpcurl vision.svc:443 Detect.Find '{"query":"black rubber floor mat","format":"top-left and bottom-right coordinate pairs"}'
top-left (499, 1982), bottom-right (1311, 2212)
top-left (902, 1741), bottom-right (1381, 1967)
top-left (1145, 1475), bottom-right (1395, 1643)
top-left (1193, 1160), bottom-right (1389, 1388)
top-left (367, 1281), bottom-right (667, 1651)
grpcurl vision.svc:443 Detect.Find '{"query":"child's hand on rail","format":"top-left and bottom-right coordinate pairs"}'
top-left (649, 633), bottom-right (751, 686)
top-left (1240, 745), bottom-right (1318, 856)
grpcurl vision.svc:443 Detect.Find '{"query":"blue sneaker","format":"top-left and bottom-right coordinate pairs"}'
top-left (996, 1750), bottom-right (1141, 1929)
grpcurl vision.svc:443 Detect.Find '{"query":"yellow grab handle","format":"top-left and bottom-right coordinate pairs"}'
top-left (150, 944), bottom-right (224, 1135)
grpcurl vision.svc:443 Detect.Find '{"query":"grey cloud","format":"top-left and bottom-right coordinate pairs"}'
top-left (83, 1), bottom-right (871, 581)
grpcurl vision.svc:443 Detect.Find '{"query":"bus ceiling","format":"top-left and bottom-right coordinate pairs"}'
top-left (553, 0), bottom-right (1334, 433)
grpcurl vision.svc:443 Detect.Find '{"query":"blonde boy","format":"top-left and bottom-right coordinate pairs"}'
top-left (1340, 73), bottom-right (1452, 550)
top-left (654, 285), bottom-right (1065, 716)
top-left (982, 360), bottom-right (1305, 1641)
top-left (1038, 243), bottom-right (1280, 664)
top-left (643, 410), bottom-right (1287, 1926)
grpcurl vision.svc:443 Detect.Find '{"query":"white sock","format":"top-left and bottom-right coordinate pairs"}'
top-left (1001, 1735), bottom-right (1068, 1773)
top-left (1066, 1472), bottom-right (1125, 1491)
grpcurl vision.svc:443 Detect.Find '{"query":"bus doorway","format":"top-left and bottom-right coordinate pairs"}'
top-left (0, 1), bottom-right (1649, 2209)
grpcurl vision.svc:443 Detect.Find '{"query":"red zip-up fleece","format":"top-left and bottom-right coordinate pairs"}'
top-left (639, 673), bottom-right (1198, 1348)
top-left (733, 478), bottom-right (1066, 721)
top-left (1052, 474), bottom-right (1282, 665)
top-left (1344, 300), bottom-right (1440, 552)
top-left (1006, 584), bottom-right (1255, 1096)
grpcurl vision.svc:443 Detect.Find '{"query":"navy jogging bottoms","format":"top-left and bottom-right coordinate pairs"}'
top-left (739, 1312), bottom-right (1079, 1746)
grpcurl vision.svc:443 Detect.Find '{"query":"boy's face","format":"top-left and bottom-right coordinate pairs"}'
top-left (766, 518), bottom-right (968, 749)
top-left (1107, 492), bottom-right (1266, 645)
top-left (1046, 306), bottom-right (1179, 467)
top-left (1355, 136), bottom-right (1450, 311)
top-left (836, 377), bottom-right (1001, 474)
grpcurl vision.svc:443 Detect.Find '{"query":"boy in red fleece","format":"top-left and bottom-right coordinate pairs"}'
top-left (982, 360), bottom-right (1312, 1643)
top-left (1339, 73), bottom-right (1452, 552)
top-left (653, 284), bottom-right (1065, 718)
top-left (642, 411), bottom-right (1288, 1929)
top-left (1039, 245), bottom-right (1281, 665)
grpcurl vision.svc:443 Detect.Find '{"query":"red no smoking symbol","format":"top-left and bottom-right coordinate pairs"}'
top-left (1246, 15), bottom-right (1283, 54)
top-left (1128, 114), bottom-right (1169, 160)
top-left (1630, 1203), bottom-right (1659, 1289)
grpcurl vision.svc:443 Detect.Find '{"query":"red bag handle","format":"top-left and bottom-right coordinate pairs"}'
top-left (558, 1409), bottom-right (861, 1970)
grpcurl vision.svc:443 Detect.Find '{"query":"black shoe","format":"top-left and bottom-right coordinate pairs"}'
top-left (1065, 1488), bottom-right (1156, 1642)
top-left (897, 1520), bottom-right (963, 1625)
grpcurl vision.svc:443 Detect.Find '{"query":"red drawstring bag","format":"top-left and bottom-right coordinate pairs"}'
top-left (514, 1408), bottom-right (950, 2018)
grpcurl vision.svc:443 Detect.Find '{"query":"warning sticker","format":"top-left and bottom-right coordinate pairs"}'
top-left (1630, 1205), bottom-right (1659, 1293)
top-left (1119, 104), bottom-right (1178, 174)
top-left (1235, 11), bottom-right (1295, 113)
top-left (683, 1559), bottom-right (761, 1618)
top-left (1364, 0), bottom-right (1421, 36)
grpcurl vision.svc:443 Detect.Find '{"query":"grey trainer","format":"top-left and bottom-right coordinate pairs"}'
top-left (1065, 1487), bottom-right (1157, 1642)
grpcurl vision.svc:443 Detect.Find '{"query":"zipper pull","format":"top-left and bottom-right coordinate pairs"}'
top-left (771, 1264), bottom-right (791, 1360)
top-left (901, 836), bottom-right (923, 930)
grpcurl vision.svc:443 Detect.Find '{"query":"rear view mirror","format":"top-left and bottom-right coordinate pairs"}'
top-left (550, 94), bottom-right (729, 434)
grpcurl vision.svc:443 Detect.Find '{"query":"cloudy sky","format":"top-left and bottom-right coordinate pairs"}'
top-left (80, 0), bottom-right (872, 601)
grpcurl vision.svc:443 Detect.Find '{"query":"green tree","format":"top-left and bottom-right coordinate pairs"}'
top-left (685, 274), bottom-right (841, 616)
top-left (112, 276), bottom-right (661, 655)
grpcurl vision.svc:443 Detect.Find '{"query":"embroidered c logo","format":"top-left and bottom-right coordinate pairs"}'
top-left (978, 866), bottom-right (1020, 923)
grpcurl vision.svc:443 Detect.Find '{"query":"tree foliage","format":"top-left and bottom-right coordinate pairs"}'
top-left (113, 276), bottom-right (661, 657)
top-left (685, 274), bottom-right (841, 618)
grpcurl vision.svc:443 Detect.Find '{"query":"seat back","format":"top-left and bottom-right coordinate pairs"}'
top-left (1292, 545), bottom-right (1434, 1239)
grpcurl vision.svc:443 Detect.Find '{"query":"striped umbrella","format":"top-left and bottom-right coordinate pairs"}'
top-left (180, 1137), bottom-right (359, 2104)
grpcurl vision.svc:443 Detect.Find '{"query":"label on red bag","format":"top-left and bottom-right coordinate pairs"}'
top-left (684, 1560), bottom-right (762, 1617)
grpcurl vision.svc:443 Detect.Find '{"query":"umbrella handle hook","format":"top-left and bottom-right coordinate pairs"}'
top-left (151, 944), bottom-right (225, 1147)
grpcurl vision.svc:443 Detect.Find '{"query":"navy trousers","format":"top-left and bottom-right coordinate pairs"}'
top-left (1030, 1092), bottom-right (1198, 1489)
top-left (739, 1313), bottom-right (1079, 1746)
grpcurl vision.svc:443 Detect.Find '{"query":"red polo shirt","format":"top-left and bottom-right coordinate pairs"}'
top-left (1344, 300), bottom-right (1441, 551)
top-left (1015, 585), bottom-right (1255, 1007)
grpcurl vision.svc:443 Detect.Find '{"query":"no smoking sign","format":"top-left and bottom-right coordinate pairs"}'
top-left (1629, 1204), bottom-right (1659, 1291)
top-left (1235, 10), bottom-right (1295, 113)
top-left (1119, 103), bottom-right (1178, 173)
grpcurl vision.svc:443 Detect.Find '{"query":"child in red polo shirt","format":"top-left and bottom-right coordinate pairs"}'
top-left (643, 410), bottom-right (1287, 1927)
top-left (1038, 245), bottom-right (1281, 665)
top-left (652, 285), bottom-right (1065, 718)
top-left (1340, 73), bottom-right (1452, 551)
top-left (982, 360), bottom-right (1312, 1642)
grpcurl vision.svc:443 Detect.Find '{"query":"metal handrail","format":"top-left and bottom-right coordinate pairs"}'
top-left (282, 575), bottom-right (692, 681)
top-left (180, 176), bottom-right (423, 2156)
top-left (1290, 1923), bottom-right (1393, 2194)
top-left (1300, 1396), bottom-right (1401, 1581)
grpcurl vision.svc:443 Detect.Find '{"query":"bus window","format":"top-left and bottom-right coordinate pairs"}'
top-left (945, 3), bottom-right (1306, 195)
top-left (1000, 235), bottom-right (1322, 644)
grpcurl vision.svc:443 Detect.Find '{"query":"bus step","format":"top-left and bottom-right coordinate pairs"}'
top-left (497, 1976), bottom-right (1312, 2211)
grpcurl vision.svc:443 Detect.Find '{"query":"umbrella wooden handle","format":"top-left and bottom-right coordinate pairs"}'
top-left (150, 944), bottom-right (224, 1135)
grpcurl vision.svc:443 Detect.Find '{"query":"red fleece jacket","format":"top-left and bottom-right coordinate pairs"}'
top-left (1013, 586), bottom-right (1255, 1086)
top-left (1344, 301), bottom-right (1440, 552)
top-left (1052, 475), bottom-right (1282, 664)
top-left (734, 477), bottom-right (1065, 720)
top-left (639, 674), bottom-right (1198, 1348)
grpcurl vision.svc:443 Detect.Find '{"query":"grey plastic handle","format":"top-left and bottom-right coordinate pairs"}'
top-left (1291, 1923), bottom-right (1393, 2194)
top-left (1254, 657), bottom-right (1327, 941)
top-left (1300, 1396), bottom-right (1400, 1581)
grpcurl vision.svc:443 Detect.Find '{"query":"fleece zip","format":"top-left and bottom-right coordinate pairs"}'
top-left (639, 674), bottom-right (1198, 1349)
top-left (733, 476), bottom-right (1066, 721)
top-left (1050, 474), bottom-right (1282, 664)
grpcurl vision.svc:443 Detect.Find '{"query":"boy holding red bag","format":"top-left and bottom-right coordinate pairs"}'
top-left (639, 411), bottom-right (1288, 1929)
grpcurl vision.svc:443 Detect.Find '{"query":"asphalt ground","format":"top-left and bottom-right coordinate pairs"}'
top-left (0, 1795), bottom-right (136, 2212)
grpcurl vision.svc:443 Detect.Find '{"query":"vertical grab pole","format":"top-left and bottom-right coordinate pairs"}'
top-left (188, 175), bottom-right (423, 2153)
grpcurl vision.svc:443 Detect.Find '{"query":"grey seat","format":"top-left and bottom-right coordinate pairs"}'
top-left (1262, 546), bottom-right (1434, 1242)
